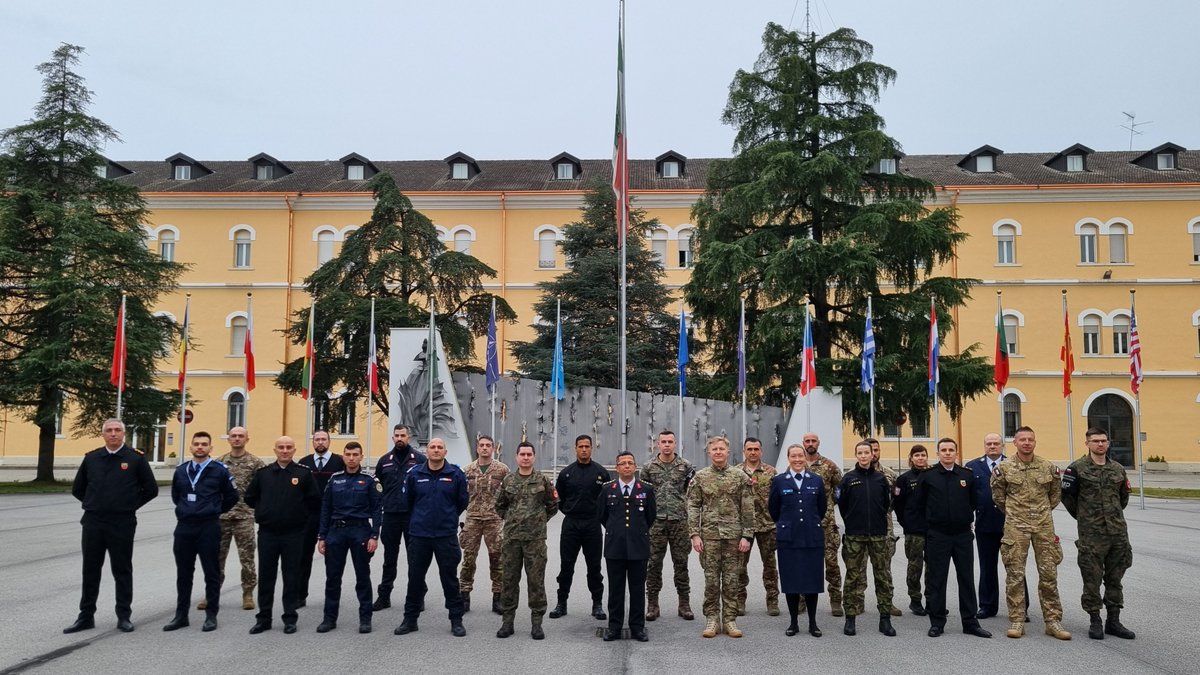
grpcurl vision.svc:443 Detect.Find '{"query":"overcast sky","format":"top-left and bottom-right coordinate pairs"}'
top-left (2, 0), bottom-right (1196, 162)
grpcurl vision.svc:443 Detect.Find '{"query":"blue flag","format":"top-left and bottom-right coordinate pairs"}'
top-left (550, 309), bottom-right (565, 400)
top-left (678, 307), bottom-right (688, 396)
top-left (485, 301), bottom-right (499, 392)
top-left (861, 305), bottom-right (875, 393)
top-left (736, 305), bottom-right (746, 395)
top-left (928, 302), bottom-right (940, 397)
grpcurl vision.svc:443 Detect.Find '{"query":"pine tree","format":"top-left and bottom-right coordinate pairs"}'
top-left (0, 44), bottom-right (184, 481)
top-left (511, 183), bottom-right (678, 393)
top-left (276, 172), bottom-right (514, 423)
top-left (684, 25), bottom-right (992, 432)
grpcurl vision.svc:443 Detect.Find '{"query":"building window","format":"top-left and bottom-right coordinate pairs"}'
top-left (650, 230), bottom-right (667, 264)
top-left (910, 409), bottom-right (930, 438)
top-left (229, 316), bottom-right (248, 356)
top-left (316, 230), bottom-right (335, 265)
top-left (661, 160), bottom-right (680, 178)
top-left (996, 224), bottom-right (1016, 264)
top-left (1157, 153), bottom-right (1176, 170)
top-left (878, 158), bottom-right (897, 174)
top-left (881, 421), bottom-right (899, 438)
top-left (234, 230), bottom-right (252, 268)
top-left (347, 164), bottom-right (365, 180)
top-left (1066, 154), bottom-right (1084, 172)
top-left (555, 163), bottom-right (575, 180)
top-left (677, 230), bottom-right (694, 268)
top-left (453, 230), bottom-right (472, 254)
top-left (1109, 224), bottom-right (1128, 263)
top-left (1003, 314), bottom-right (1020, 355)
top-left (313, 397), bottom-right (330, 431)
top-left (451, 162), bottom-right (469, 180)
top-left (174, 165), bottom-right (192, 180)
top-left (976, 155), bottom-right (994, 173)
top-left (1193, 232), bottom-right (1200, 263)
top-left (1079, 224), bottom-right (1098, 263)
top-left (338, 400), bottom-right (356, 436)
top-left (538, 230), bottom-right (557, 268)
top-left (158, 230), bottom-right (176, 262)
top-left (227, 393), bottom-right (246, 430)
top-left (1082, 315), bottom-right (1101, 355)
top-left (1003, 394), bottom-right (1021, 438)
top-left (1112, 316), bottom-right (1130, 355)
top-left (256, 164), bottom-right (273, 180)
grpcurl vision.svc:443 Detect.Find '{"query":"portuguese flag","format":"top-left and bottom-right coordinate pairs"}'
top-left (994, 311), bottom-right (1009, 391)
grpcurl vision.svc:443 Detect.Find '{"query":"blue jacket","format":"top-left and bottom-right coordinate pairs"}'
top-left (319, 469), bottom-right (384, 539)
top-left (404, 461), bottom-right (468, 538)
top-left (171, 459), bottom-right (239, 522)
top-left (966, 456), bottom-right (1007, 534)
top-left (375, 444), bottom-right (426, 513)
top-left (768, 470), bottom-right (826, 549)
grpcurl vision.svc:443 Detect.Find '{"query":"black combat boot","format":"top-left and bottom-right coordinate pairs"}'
top-left (492, 593), bottom-right (502, 615)
top-left (1088, 612), bottom-right (1104, 639)
top-left (549, 597), bottom-right (567, 619)
top-left (879, 614), bottom-right (896, 636)
top-left (1105, 609), bottom-right (1135, 639)
top-left (843, 615), bottom-right (856, 636)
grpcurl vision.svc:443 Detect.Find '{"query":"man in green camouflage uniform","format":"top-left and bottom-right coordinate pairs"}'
top-left (494, 441), bottom-right (559, 640)
top-left (802, 432), bottom-right (844, 616)
top-left (459, 435), bottom-right (509, 615)
top-left (1062, 427), bottom-right (1135, 641)
top-left (868, 437), bottom-right (903, 617)
top-left (640, 430), bottom-right (696, 621)
top-left (687, 436), bottom-right (754, 639)
top-left (734, 437), bottom-right (779, 616)
top-left (990, 426), bottom-right (1071, 640)
top-left (204, 426), bottom-right (263, 611)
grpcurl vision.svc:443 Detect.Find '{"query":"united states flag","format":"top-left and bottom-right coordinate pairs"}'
top-left (1129, 301), bottom-right (1143, 395)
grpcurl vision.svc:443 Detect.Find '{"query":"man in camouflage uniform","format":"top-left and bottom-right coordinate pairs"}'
top-left (802, 432), bottom-right (844, 616)
top-left (204, 426), bottom-right (264, 611)
top-left (687, 436), bottom-right (754, 638)
top-left (494, 441), bottom-right (559, 640)
top-left (734, 437), bottom-right (779, 617)
top-left (1062, 427), bottom-right (1135, 640)
top-left (459, 435), bottom-right (509, 615)
top-left (641, 430), bottom-right (696, 621)
top-left (868, 437), bottom-right (903, 617)
top-left (990, 426), bottom-right (1071, 640)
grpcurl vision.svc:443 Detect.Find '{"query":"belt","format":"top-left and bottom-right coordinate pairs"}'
top-left (334, 519), bottom-right (369, 528)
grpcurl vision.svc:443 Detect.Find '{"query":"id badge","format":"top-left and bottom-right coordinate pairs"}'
top-left (187, 493), bottom-right (197, 502)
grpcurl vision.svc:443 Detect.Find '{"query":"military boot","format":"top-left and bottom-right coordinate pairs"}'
top-left (766, 597), bottom-right (780, 617)
top-left (242, 589), bottom-right (255, 610)
top-left (843, 616), bottom-right (856, 636)
top-left (496, 621), bottom-right (515, 638)
top-left (736, 592), bottom-right (747, 616)
top-left (702, 617), bottom-right (719, 638)
top-left (677, 596), bottom-right (694, 620)
top-left (830, 599), bottom-right (844, 617)
top-left (548, 597), bottom-right (567, 619)
top-left (1044, 621), bottom-right (1072, 640)
top-left (1088, 612), bottom-right (1104, 640)
top-left (646, 594), bottom-right (660, 621)
top-left (1105, 610), bottom-right (1135, 639)
top-left (492, 593), bottom-right (502, 615)
top-left (1006, 621), bottom-right (1024, 638)
top-left (887, 604), bottom-right (903, 617)
top-left (530, 621), bottom-right (545, 640)
top-left (724, 621), bottom-right (743, 638)
top-left (878, 614), bottom-right (896, 637)
top-left (462, 596), bottom-right (471, 613)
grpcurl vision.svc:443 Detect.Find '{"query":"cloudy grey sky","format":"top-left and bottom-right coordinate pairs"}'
top-left (2, 0), bottom-right (1196, 162)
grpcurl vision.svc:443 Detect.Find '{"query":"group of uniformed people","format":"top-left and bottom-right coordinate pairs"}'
top-left (64, 419), bottom-right (1137, 644)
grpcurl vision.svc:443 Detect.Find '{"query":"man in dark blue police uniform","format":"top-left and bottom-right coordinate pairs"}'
top-left (599, 451), bottom-right (656, 642)
top-left (550, 434), bottom-right (611, 620)
top-left (316, 441), bottom-right (383, 634)
top-left (297, 429), bottom-right (344, 607)
top-left (373, 424), bottom-right (426, 610)
top-left (394, 437), bottom-right (469, 637)
top-left (164, 431), bottom-right (239, 632)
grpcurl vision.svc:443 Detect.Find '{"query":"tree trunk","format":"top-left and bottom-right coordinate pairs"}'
top-left (36, 422), bottom-right (57, 483)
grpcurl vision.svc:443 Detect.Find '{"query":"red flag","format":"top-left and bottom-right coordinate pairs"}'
top-left (1060, 308), bottom-right (1074, 398)
top-left (612, 0), bottom-right (628, 248)
top-left (1129, 302), bottom-right (1143, 395)
top-left (244, 298), bottom-right (256, 392)
top-left (177, 299), bottom-right (190, 391)
top-left (994, 310), bottom-right (1009, 391)
top-left (799, 309), bottom-right (816, 396)
top-left (110, 297), bottom-right (127, 390)
top-left (301, 304), bottom-right (315, 400)
top-left (367, 299), bottom-right (379, 396)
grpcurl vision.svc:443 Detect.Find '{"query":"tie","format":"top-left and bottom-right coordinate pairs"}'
top-left (989, 460), bottom-right (996, 473)
top-left (188, 463), bottom-right (197, 481)
top-left (623, 485), bottom-right (631, 497)
top-left (317, 457), bottom-right (325, 471)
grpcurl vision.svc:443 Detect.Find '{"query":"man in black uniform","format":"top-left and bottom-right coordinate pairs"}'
top-left (65, 418), bottom-right (159, 634)
top-left (373, 424), bottom-right (426, 610)
top-left (914, 437), bottom-right (991, 638)
top-left (599, 451), bottom-right (656, 642)
top-left (549, 434), bottom-right (611, 620)
top-left (317, 441), bottom-right (382, 634)
top-left (245, 436), bottom-right (321, 634)
top-left (164, 431), bottom-right (239, 632)
top-left (297, 429), bottom-right (344, 607)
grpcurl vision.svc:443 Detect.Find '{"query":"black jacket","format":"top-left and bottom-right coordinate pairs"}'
top-left (72, 445), bottom-right (158, 515)
top-left (244, 461), bottom-right (321, 532)
top-left (298, 452), bottom-right (345, 495)
top-left (375, 444), bottom-right (426, 513)
top-left (915, 463), bottom-right (977, 533)
top-left (171, 459), bottom-right (239, 521)
top-left (894, 467), bottom-right (928, 535)
top-left (597, 479), bottom-right (656, 560)
top-left (837, 465), bottom-right (890, 536)
top-left (556, 460), bottom-right (611, 520)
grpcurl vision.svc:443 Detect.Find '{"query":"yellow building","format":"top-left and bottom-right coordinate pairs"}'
top-left (1, 146), bottom-right (1196, 470)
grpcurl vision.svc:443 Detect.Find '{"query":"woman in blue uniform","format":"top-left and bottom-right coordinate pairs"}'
top-left (768, 443), bottom-right (826, 637)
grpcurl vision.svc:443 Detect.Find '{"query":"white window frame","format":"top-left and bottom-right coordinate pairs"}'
top-left (1079, 225), bottom-right (1098, 263)
top-left (677, 228), bottom-right (694, 268)
top-left (1002, 313), bottom-right (1021, 355)
top-left (1111, 315), bottom-right (1130, 355)
top-left (995, 224), bottom-right (1016, 264)
top-left (1081, 313), bottom-right (1102, 355)
top-left (451, 162), bottom-right (469, 180)
top-left (1002, 393), bottom-right (1022, 438)
top-left (174, 165), bottom-right (192, 180)
top-left (650, 229), bottom-right (668, 264)
top-left (453, 230), bottom-right (472, 254)
top-left (534, 225), bottom-right (563, 269)
top-left (226, 392), bottom-right (246, 430)
top-left (1066, 154), bottom-right (1084, 172)
top-left (661, 160), bottom-right (680, 178)
top-left (256, 164), bottom-right (273, 180)
top-left (878, 158), bottom-right (897, 174)
top-left (229, 316), bottom-right (248, 356)
top-left (346, 164), bottom-right (365, 180)
top-left (1108, 224), bottom-right (1127, 263)
top-left (234, 231), bottom-right (252, 268)
top-left (338, 399), bottom-right (356, 436)
top-left (158, 229), bottom-right (177, 262)
top-left (976, 155), bottom-right (994, 173)
top-left (1157, 152), bottom-right (1176, 170)
top-left (1188, 217), bottom-right (1200, 263)
top-left (316, 230), bottom-right (335, 264)
top-left (555, 163), bottom-right (574, 180)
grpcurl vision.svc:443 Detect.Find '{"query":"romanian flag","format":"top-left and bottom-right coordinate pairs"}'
top-left (178, 298), bottom-right (190, 391)
top-left (301, 304), bottom-right (315, 400)
top-left (110, 295), bottom-right (127, 390)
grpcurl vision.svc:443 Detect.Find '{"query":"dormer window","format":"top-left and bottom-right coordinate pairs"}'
top-left (339, 153), bottom-right (378, 181)
top-left (549, 153), bottom-right (582, 181)
top-left (1157, 152), bottom-right (1176, 170)
top-left (878, 158), bottom-right (897, 174)
top-left (443, 152), bottom-right (480, 180)
top-left (347, 164), bottom-right (365, 180)
top-left (166, 153), bottom-right (210, 180)
top-left (1131, 142), bottom-right (1184, 171)
top-left (451, 162), bottom-right (469, 180)
top-left (958, 145), bottom-right (1003, 174)
top-left (1066, 155), bottom-right (1084, 172)
top-left (95, 165), bottom-right (108, 178)
top-left (174, 165), bottom-right (192, 180)
top-left (256, 165), bottom-right (274, 180)
top-left (655, 151), bottom-right (687, 179)
top-left (556, 163), bottom-right (575, 180)
top-left (661, 161), bottom-right (680, 178)
top-left (976, 155), bottom-right (994, 173)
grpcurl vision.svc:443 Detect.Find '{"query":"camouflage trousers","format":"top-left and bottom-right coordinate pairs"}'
top-left (823, 521), bottom-right (842, 604)
top-left (1076, 536), bottom-right (1132, 613)
top-left (647, 519), bottom-right (691, 596)
top-left (1000, 523), bottom-right (1063, 623)
top-left (459, 518), bottom-right (503, 594)
top-left (499, 537), bottom-right (547, 623)
top-left (737, 530), bottom-right (779, 609)
top-left (841, 535), bottom-right (893, 616)
top-left (218, 517), bottom-right (257, 592)
top-left (886, 513), bottom-right (897, 559)
top-left (903, 534), bottom-right (926, 602)
top-left (699, 538), bottom-right (743, 623)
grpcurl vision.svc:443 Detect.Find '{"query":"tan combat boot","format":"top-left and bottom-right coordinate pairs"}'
top-left (830, 599), bottom-right (843, 617)
top-left (196, 599), bottom-right (207, 610)
top-left (1007, 621), bottom-right (1025, 638)
top-left (678, 597), bottom-right (694, 621)
top-left (724, 621), bottom-right (743, 638)
top-left (1045, 621), bottom-right (1072, 640)
top-left (242, 589), bottom-right (255, 610)
top-left (766, 598), bottom-right (780, 617)
top-left (702, 617), bottom-right (719, 638)
top-left (646, 594), bottom-right (660, 621)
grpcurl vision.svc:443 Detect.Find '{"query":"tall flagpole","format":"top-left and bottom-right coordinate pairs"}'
top-left (1063, 290), bottom-right (1075, 462)
top-left (115, 292), bottom-right (127, 420)
top-left (614, 0), bottom-right (629, 454)
top-left (1131, 289), bottom-right (1145, 510)
top-left (678, 301), bottom-right (685, 453)
top-left (554, 298), bottom-right (562, 474)
top-left (740, 297), bottom-right (747, 452)
top-left (931, 296), bottom-right (940, 441)
top-left (428, 295), bottom-right (436, 445)
top-left (490, 297), bottom-right (498, 441)
top-left (177, 294), bottom-right (191, 467)
top-left (866, 295), bottom-right (876, 434)
top-left (305, 301), bottom-right (315, 455)
top-left (365, 297), bottom-right (376, 467)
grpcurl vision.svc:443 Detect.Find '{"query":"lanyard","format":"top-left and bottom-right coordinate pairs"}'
top-left (188, 459), bottom-right (212, 491)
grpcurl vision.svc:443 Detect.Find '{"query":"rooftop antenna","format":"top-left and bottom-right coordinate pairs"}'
top-left (1120, 111), bottom-right (1153, 151)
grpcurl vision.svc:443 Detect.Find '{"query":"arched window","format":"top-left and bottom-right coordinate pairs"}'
top-left (453, 230), bottom-right (472, 254)
top-left (1112, 314), bottom-right (1130, 354)
top-left (1079, 223), bottom-right (1098, 263)
top-left (1082, 314), bottom-right (1102, 355)
top-left (230, 316), bottom-right (248, 356)
top-left (1003, 393), bottom-right (1022, 438)
top-left (227, 392), bottom-right (246, 430)
top-left (159, 230), bottom-right (177, 262)
top-left (338, 399), bottom-right (357, 436)
top-left (316, 230), bottom-right (335, 264)
top-left (538, 230), bottom-right (558, 268)
top-left (650, 229), bottom-right (668, 264)
top-left (995, 224), bottom-right (1016, 264)
top-left (677, 229), bottom-right (694, 268)
top-left (1108, 223), bottom-right (1128, 263)
top-left (233, 230), bottom-right (252, 268)
top-left (1003, 314), bottom-right (1020, 355)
